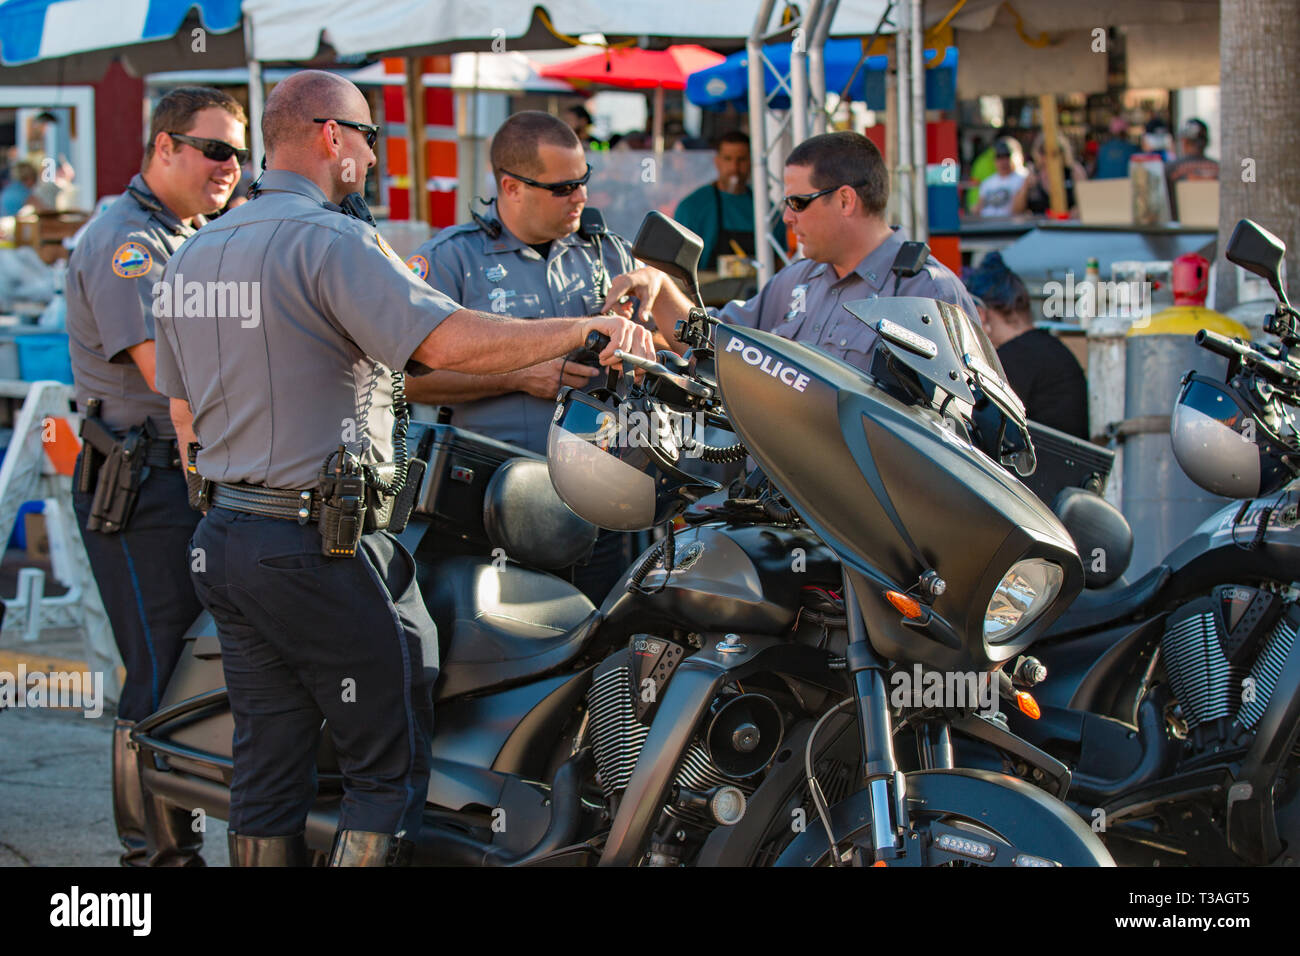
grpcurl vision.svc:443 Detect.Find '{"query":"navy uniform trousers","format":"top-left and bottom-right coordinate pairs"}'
top-left (188, 507), bottom-right (439, 839)
top-left (72, 458), bottom-right (204, 722)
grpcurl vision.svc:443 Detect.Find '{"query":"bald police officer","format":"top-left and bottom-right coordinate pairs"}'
top-left (607, 131), bottom-right (978, 369)
top-left (151, 71), bottom-right (653, 867)
top-left (67, 86), bottom-right (247, 867)
top-left (403, 110), bottom-right (644, 600)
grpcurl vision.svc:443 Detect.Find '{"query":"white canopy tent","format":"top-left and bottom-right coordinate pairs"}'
top-left (239, 0), bottom-right (898, 60)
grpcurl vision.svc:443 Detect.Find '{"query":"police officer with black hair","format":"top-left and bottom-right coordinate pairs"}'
top-left (607, 131), bottom-right (978, 366)
top-left (404, 110), bottom-right (647, 601)
top-left (151, 70), bottom-right (654, 867)
top-left (67, 85), bottom-right (248, 867)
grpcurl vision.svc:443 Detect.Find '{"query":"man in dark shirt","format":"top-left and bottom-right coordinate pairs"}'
top-left (966, 252), bottom-right (1088, 439)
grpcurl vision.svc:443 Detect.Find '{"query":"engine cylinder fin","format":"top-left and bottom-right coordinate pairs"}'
top-left (1237, 616), bottom-right (1296, 729)
top-left (1161, 608), bottom-right (1244, 729)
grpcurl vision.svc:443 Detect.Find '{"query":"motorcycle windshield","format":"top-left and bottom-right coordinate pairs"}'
top-left (842, 296), bottom-right (1027, 427)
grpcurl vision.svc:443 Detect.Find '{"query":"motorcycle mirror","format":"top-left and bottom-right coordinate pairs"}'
top-left (1226, 219), bottom-right (1290, 307)
top-left (633, 211), bottom-right (706, 310)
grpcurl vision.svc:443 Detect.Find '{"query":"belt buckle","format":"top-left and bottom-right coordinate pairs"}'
top-left (297, 490), bottom-right (313, 525)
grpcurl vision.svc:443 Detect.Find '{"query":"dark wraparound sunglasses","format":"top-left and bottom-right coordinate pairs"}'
top-left (499, 163), bottom-right (592, 197)
top-left (783, 178), bottom-right (869, 212)
top-left (314, 118), bottom-right (380, 148)
top-left (168, 133), bottom-right (249, 165)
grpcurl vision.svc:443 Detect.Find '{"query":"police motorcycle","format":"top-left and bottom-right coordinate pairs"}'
top-left (961, 219), bottom-right (1300, 867)
top-left (131, 211), bottom-right (1111, 866)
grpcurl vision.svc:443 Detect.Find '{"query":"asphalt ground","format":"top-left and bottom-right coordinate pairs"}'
top-left (1, 550), bottom-right (230, 867)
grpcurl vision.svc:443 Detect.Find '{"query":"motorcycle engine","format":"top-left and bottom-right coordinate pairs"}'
top-left (587, 641), bottom-right (773, 837)
top-left (1161, 585), bottom-right (1298, 749)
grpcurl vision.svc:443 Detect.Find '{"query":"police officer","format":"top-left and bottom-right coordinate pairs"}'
top-left (403, 109), bottom-right (645, 601)
top-left (606, 130), bottom-right (978, 370)
top-left (150, 70), bottom-right (653, 867)
top-left (67, 86), bottom-right (247, 867)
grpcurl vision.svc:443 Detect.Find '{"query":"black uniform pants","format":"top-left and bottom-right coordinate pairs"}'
top-left (189, 507), bottom-right (438, 839)
top-left (72, 458), bottom-right (204, 723)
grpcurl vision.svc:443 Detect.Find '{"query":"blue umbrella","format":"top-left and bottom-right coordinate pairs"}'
top-left (0, 0), bottom-right (240, 66)
top-left (686, 39), bottom-right (955, 113)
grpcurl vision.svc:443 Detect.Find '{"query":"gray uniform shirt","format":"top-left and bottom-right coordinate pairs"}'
top-left (721, 228), bottom-right (979, 373)
top-left (406, 219), bottom-right (637, 453)
top-left (153, 170), bottom-right (462, 490)
top-left (66, 174), bottom-right (202, 438)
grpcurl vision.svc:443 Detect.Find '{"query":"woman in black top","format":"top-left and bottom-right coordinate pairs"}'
top-left (965, 252), bottom-right (1089, 439)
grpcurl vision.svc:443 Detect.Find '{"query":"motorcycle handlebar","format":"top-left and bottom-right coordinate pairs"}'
top-left (1195, 329), bottom-right (1300, 390)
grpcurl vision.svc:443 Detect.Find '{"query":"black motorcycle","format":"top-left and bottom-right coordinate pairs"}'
top-left (966, 219), bottom-right (1300, 867)
top-left (131, 213), bottom-right (1111, 866)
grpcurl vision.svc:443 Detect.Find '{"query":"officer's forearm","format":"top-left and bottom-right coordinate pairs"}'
top-left (404, 368), bottom-right (520, 404)
top-left (649, 282), bottom-right (693, 353)
top-left (413, 309), bottom-right (584, 375)
top-left (169, 397), bottom-right (197, 454)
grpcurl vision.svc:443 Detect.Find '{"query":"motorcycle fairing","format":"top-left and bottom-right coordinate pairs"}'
top-left (714, 323), bottom-right (1082, 672)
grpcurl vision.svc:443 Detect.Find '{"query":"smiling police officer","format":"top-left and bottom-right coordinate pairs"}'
top-left (606, 131), bottom-right (977, 368)
top-left (403, 110), bottom-right (647, 600)
top-left (66, 86), bottom-right (247, 868)
top-left (151, 71), bottom-right (653, 867)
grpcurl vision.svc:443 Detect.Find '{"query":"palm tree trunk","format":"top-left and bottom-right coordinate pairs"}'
top-left (1216, 0), bottom-right (1300, 311)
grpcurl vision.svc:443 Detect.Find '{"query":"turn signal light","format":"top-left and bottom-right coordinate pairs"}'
top-left (885, 590), bottom-right (923, 619)
top-left (1015, 691), bottom-right (1040, 720)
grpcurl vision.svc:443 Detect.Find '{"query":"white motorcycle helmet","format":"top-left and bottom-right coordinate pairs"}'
top-left (547, 388), bottom-right (719, 531)
top-left (1171, 373), bottom-right (1297, 498)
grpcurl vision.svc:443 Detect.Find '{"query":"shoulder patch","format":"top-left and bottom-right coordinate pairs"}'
top-left (376, 234), bottom-right (399, 261)
top-left (405, 254), bottom-right (430, 281)
top-left (111, 241), bottom-right (153, 278)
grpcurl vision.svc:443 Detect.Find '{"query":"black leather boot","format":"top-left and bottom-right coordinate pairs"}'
top-left (141, 792), bottom-right (206, 867)
top-left (328, 829), bottom-right (415, 867)
top-left (111, 719), bottom-right (148, 867)
top-left (227, 830), bottom-right (310, 866)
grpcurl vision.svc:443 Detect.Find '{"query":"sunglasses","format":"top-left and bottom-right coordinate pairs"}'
top-left (783, 178), bottom-right (869, 213)
top-left (313, 118), bottom-right (380, 148)
top-left (168, 132), bottom-right (249, 165)
top-left (500, 163), bottom-right (592, 197)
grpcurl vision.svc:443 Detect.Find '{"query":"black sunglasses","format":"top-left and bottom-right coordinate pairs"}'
top-left (783, 178), bottom-right (869, 213)
top-left (500, 163), bottom-right (592, 197)
top-left (314, 118), bottom-right (380, 148)
top-left (168, 132), bottom-right (249, 165)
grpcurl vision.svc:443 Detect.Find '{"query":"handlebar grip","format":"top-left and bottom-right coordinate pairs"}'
top-left (1194, 329), bottom-right (1239, 359)
top-left (585, 331), bottom-right (611, 353)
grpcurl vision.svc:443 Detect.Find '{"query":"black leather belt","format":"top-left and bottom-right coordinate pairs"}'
top-left (210, 482), bottom-right (322, 524)
top-left (146, 440), bottom-right (182, 469)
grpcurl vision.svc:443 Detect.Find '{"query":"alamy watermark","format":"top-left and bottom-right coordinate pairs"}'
top-left (151, 275), bottom-right (261, 328)
top-left (0, 665), bottom-right (103, 718)
top-left (590, 404), bottom-right (711, 459)
top-left (889, 663), bottom-right (997, 717)
top-left (1041, 273), bottom-right (1153, 325)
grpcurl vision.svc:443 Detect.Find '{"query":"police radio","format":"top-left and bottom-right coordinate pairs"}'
top-left (317, 445), bottom-right (367, 558)
top-left (470, 196), bottom-right (503, 238)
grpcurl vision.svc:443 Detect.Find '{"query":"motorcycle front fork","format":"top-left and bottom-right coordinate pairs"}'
top-left (841, 570), bottom-right (952, 863)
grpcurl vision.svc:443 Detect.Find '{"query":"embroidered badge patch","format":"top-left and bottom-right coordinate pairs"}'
top-left (405, 254), bottom-right (430, 281)
top-left (376, 234), bottom-right (399, 260)
top-left (111, 242), bottom-right (153, 279)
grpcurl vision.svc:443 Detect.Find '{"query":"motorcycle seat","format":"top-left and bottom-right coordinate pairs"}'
top-left (1046, 563), bottom-right (1171, 636)
top-left (420, 555), bottom-right (600, 700)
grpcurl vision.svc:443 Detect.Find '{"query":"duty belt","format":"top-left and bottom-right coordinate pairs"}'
top-left (209, 482), bottom-right (322, 524)
top-left (146, 440), bottom-right (183, 470)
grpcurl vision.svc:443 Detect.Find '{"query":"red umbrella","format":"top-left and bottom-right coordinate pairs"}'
top-left (538, 44), bottom-right (725, 91)
top-left (540, 44), bottom-right (725, 153)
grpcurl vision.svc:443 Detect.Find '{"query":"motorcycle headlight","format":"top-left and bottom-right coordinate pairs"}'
top-left (984, 559), bottom-right (1064, 643)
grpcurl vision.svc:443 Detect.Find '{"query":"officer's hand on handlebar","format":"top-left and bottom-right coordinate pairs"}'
top-left (582, 314), bottom-right (656, 369)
